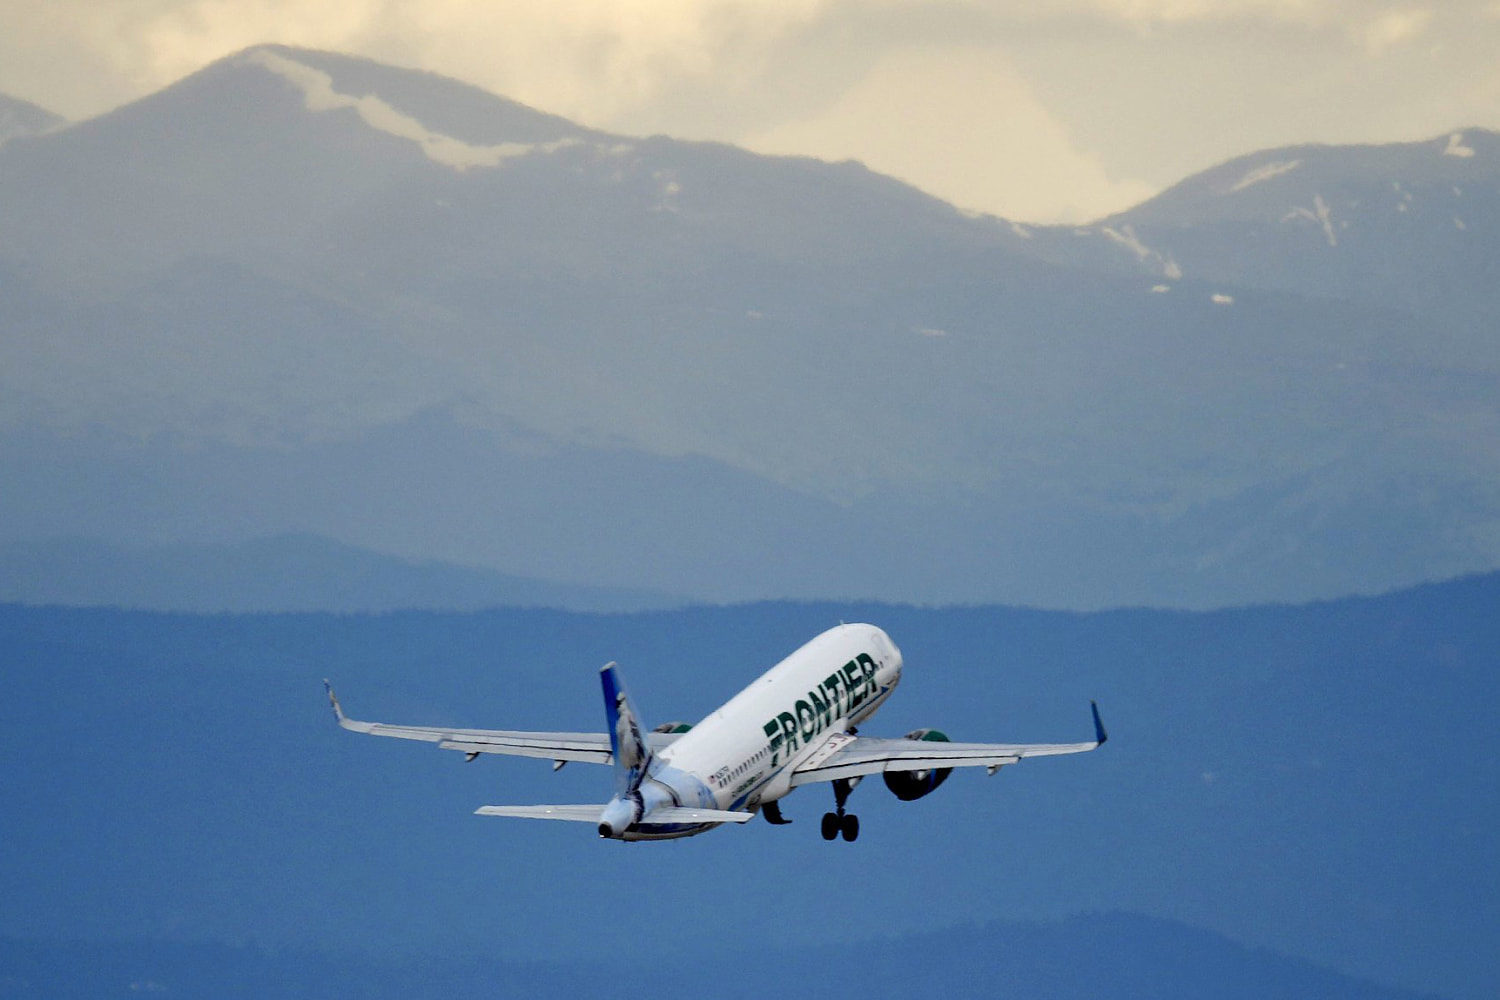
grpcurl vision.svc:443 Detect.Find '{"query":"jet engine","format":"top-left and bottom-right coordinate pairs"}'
top-left (883, 729), bottom-right (953, 801)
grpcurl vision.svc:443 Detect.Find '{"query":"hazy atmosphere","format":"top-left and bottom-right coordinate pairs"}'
top-left (4, 3), bottom-right (1499, 1000)
top-left (5, 0), bottom-right (1500, 221)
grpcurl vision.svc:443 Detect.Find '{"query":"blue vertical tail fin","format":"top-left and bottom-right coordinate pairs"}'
top-left (600, 662), bottom-right (652, 796)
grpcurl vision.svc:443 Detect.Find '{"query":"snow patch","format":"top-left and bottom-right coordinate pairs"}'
top-left (1009, 221), bottom-right (1033, 239)
top-left (1444, 132), bottom-right (1476, 158)
top-left (248, 49), bottom-right (581, 171)
top-left (1101, 224), bottom-right (1181, 280)
top-left (1211, 293), bottom-right (1234, 305)
top-left (1150, 284), bottom-right (1171, 293)
top-left (1101, 225), bottom-right (1151, 260)
top-left (1280, 193), bottom-right (1338, 247)
top-left (651, 169), bottom-right (682, 212)
top-left (1230, 159), bottom-right (1301, 193)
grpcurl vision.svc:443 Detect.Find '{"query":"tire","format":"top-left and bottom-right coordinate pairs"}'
top-left (840, 813), bottom-right (860, 842)
top-left (821, 813), bottom-right (840, 840)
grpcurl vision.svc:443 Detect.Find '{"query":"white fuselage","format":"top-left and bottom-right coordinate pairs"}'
top-left (623, 623), bottom-right (902, 839)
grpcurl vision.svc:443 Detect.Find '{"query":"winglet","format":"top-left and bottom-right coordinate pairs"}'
top-left (324, 679), bottom-right (346, 723)
top-left (322, 680), bottom-right (374, 734)
top-left (1090, 700), bottom-right (1109, 746)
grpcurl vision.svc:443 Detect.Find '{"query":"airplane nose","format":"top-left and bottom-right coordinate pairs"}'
top-left (882, 631), bottom-right (904, 673)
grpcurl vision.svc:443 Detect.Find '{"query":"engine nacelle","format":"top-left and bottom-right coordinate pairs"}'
top-left (883, 729), bottom-right (953, 801)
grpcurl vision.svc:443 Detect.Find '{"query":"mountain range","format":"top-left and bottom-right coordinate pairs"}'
top-left (0, 914), bottom-right (1443, 1000)
top-left (2, 44), bottom-right (1497, 610)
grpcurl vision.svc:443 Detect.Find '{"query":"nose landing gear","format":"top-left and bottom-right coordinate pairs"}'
top-left (821, 777), bottom-right (860, 842)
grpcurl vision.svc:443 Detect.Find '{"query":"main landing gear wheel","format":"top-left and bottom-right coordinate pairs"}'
top-left (823, 776), bottom-right (860, 843)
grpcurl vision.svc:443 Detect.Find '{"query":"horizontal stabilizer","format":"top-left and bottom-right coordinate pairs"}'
top-left (474, 804), bottom-right (754, 825)
top-left (475, 804), bottom-right (605, 822)
top-left (647, 807), bottom-right (755, 824)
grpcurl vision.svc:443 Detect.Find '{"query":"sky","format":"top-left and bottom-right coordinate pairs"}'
top-left (2, 1), bottom-right (1499, 222)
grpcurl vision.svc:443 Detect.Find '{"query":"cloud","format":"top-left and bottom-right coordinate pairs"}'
top-left (1357, 8), bottom-right (1435, 55)
top-left (4, 1), bottom-right (1451, 122)
top-left (0, 0), bottom-right (830, 125)
top-left (742, 44), bottom-right (1155, 223)
top-left (0, 0), bottom-right (385, 117)
top-left (1, 1), bottom-right (1487, 122)
top-left (135, 0), bottom-right (383, 83)
top-left (1016, 0), bottom-right (1419, 35)
top-left (0, 0), bottom-right (1495, 223)
top-left (384, 0), bottom-right (828, 125)
top-left (1050, 0), bottom-right (1337, 26)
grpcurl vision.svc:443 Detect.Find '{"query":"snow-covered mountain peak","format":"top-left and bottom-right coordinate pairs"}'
top-left (243, 47), bottom-right (589, 172)
top-left (229, 44), bottom-right (593, 148)
top-left (1123, 128), bottom-right (1500, 228)
top-left (1024, 128), bottom-right (1500, 318)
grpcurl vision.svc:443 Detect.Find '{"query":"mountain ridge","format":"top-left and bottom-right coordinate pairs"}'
top-left (2, 45), bottom-right (1496, 609)
top-left (0, 92), bottom-right (63, 146)
top-left (0, 911), bottom-right (1447, 1000)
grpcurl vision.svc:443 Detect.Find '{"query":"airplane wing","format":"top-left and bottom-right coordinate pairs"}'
top-left (324, 681), bottom-right (681, 765)
top-left (789, 701), bottom-right (1107, 787)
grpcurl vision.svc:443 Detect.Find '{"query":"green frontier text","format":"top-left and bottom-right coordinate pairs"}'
top-left (761, 653), bottom-right (877, 766)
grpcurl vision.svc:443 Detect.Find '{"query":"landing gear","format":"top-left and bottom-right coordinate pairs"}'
top-left (821, 778), bottom-right (860, 842)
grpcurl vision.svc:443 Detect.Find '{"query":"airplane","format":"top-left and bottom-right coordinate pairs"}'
top-left (324, 623), bottom-right (1107, 842)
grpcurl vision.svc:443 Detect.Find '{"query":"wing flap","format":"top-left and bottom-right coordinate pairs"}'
top-left (793, 751), bottom-right (1025, 785)
top-left (439, 736), bottom-right (612, 764)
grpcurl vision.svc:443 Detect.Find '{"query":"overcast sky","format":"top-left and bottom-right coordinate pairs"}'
top-left (3, 1), bottom-right (1498, 222)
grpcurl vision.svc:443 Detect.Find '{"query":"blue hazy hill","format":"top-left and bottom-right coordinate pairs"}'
top-left (1, 576), bottom-right (1495, 998)
top-left (0, 913), bottom-right (1442, 999)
